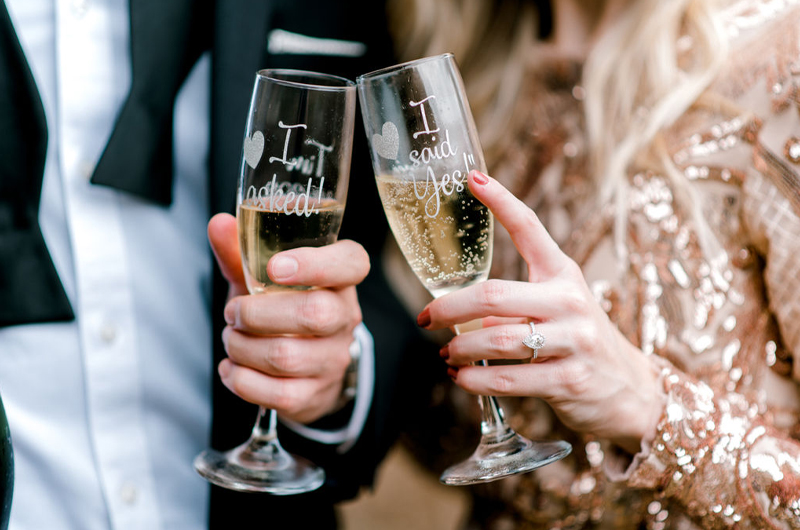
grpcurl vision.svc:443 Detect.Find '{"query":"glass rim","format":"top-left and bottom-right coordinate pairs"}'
top-left (356, 53), bottom-right (455, 84)
top-left (256, 68), bottom-right (356, 91)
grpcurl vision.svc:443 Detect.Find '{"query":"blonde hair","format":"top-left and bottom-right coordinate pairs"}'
top-left (387, 0), bottom-right (731, 262)
top-left (583, 0), bottom-right (728, 261)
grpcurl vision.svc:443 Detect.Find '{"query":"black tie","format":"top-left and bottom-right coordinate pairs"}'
top-left (0, 0), bottom-right (210, 327)
top-left (91, 0), bottom-right (209, 205)
top-left (0, 1), bottom-right (73, 326)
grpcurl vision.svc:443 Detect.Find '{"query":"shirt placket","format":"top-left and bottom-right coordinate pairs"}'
top-left (55, 0), bottom-right (160, 527)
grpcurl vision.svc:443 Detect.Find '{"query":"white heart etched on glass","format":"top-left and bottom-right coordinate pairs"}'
top-left (243, 131), bottom-right (265, 169)
top-left (372, 121), bottom-right (399, 160)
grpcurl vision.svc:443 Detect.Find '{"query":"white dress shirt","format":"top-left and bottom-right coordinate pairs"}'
top-left (2, 0), bottom-right (212, 528)
top-left (0, 1), bottom-right (373, 529)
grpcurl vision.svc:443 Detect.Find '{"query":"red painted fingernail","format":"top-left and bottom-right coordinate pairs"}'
top-left (471, 170), bottom-right (489, 185)
top-left (417, 307), bottom-right (431, 328)
top-left (439, 344), bottom-right (450, 360)
top-left (447, 366), bottom-right (459, 380)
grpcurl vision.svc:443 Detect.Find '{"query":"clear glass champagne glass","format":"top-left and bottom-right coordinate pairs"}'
top-left (0, 391), bottom-right (12, 530)
top-left (357, 54), bottom-right (571, 485)
top-left (194, 69), bottom-right (357, 494)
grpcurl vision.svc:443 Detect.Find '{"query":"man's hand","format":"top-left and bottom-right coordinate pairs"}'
top-left (208, 213), bottom-right (370, 424)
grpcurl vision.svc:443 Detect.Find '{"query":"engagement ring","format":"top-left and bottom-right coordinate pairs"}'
top-left (522, 321), bottom-right (545, 359)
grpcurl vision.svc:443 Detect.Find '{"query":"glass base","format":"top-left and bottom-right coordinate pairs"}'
top-left (439, 431), bottom-right (572, 486)
top-left (194, 437), bottom-right (325, 495)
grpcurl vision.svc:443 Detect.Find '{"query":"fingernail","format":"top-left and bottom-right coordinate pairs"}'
top-left (447, 366), bottom-right (459, 380)
top-left (439, 344), bottom-right (450, 360)
top-left (218, 359), bottom-right (231, 380)
top-left (417, 307), bottom-right (431, 328)
top-left (471, 170), bottom-right (489, 185)
top-left (224, 302), bottom-right (236, 325)
top-left (270, 256), bottom-right (298, 280)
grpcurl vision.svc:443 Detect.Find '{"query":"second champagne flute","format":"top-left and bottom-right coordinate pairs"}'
top-left (194, 69), bottom-right (357, 494)
top-left (357, 54), bottom-right (571, 485)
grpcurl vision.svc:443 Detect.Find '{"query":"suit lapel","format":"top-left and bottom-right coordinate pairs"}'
top-left (210, 0), bottom-right (274, 217)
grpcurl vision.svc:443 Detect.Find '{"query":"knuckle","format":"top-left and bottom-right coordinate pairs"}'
top-left (298, 291), bottom-right (338, 333)
top-left (570, 323), bottom-right (600, 353)
top-left (350, 302), bottom-right (363, 328)
top-left (558, 359), bottom-right (592, 397)
top-left (523, 207), bottom-right (539, 226)
top-left (559, 286), bottom-right (588, 315)
top-left (350, 313), bottom-right (363, 332)
top-left (268, 340), bottom-right (301, 374)
top-left (489, 327), bottom-right (518, 354)
top-left (487, 370), bottom-right (515, 395)
top-left (561, 258), bottom-right (583, 279)
top-left (334, 345), bottom-right (352, 373)
top-left (342, 290), bottom-right (363, 329)
top-left (347, 241), bottom-right (371, 277)
top-left (513, 208), bottom-right (538, 232)
top-left (478, 279), bottom-right (507, 311)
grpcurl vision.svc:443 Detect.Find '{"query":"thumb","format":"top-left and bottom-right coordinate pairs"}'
top-left (208, 213), bottom-right (247, 297)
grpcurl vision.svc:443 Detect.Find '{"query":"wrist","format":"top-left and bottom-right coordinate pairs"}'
top-left (280, 322), bottom-right (374, 451)
top-left (612, 345), bottom-right (665, 455)
top-left (328, 335), bottom-right (361, 415)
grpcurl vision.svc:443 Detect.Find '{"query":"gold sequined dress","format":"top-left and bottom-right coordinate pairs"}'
top-left (410, 2), bottom-right (800, 529)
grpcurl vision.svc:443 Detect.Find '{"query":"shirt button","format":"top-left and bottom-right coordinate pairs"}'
top-left (99, 322), bottom-right (118, 344)
top-left (119, 482), bottom-right (138, 505)
top-left (71, 0), bottom-right (90, 18)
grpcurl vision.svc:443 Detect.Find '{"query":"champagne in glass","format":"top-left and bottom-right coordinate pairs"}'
top-left (194, 69), bottom-right (356, 494)
top-left (374, 173), bottom-right (492, 297)
top-left (358, 54), bottom-right (571, 485)
top-left (238, 200), bottom-right (344, 293)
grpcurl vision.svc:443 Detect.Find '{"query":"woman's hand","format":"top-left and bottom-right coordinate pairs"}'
top-left (208, 213), bottom-right (369, 424)
top-left (417, 172), bottom-right (662, 453)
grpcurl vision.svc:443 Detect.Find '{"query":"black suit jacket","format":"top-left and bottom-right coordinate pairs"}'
top-left (207, 1), bottom-right (440, 528)
top-left (0, 0), bottom-right (440, 528)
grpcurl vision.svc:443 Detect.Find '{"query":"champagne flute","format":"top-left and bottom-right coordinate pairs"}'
top-left (357, 54), bottom-right (571, 485)
top-left (0, 391), bottom-right (12, 530)
top-left (194, 69), bottom-right (357, 494)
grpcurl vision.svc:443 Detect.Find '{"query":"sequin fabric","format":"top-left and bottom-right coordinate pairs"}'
top-left (415, 2), bottom-right (800, 529)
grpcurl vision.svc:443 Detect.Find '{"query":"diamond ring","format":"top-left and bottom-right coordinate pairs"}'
top-left (522, 321), bottom-right (545, 359)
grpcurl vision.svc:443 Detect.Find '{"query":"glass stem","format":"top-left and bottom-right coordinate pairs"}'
top-left (476, 365), bottom-right (515, 442)
top-left (243, 406), bottom-right (284, 461)
top-left (251, 406), bottom-right (278, 441)
top-left (453, 323), bottom-right (515, 444)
